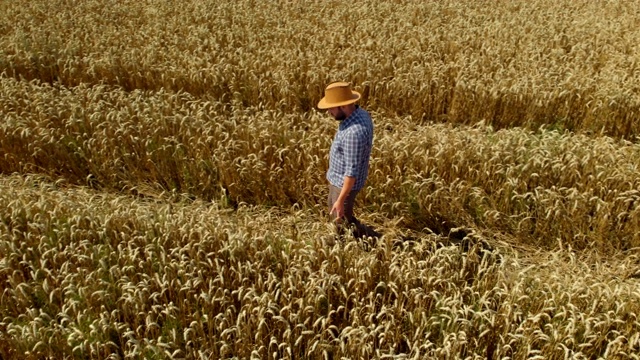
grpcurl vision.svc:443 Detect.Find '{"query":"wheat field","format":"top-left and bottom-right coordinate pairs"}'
top-left (2, 0), bottom-right (640, 358)
top-left (2, 174), bottom-right (640, 359)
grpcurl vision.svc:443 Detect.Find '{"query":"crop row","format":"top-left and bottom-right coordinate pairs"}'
top-left (2, 0), bottom-right (640, 137)
top-left (2, 77), bottom-right (640, 249)
top-left (1, 174), bottom-right (639, 358)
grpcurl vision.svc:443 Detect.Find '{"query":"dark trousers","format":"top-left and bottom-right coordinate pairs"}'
top-left (328, 185), bottom-right (379, 239)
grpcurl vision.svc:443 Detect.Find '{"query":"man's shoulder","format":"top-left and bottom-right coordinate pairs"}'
top-left (354, 106), bottom-right (371, 119)
top-left (341, 122), bottom-right (372, 144)
top-left (342, 121), bottom-right (370, 134)
top-left (346, 108), bottom-right (372, 127)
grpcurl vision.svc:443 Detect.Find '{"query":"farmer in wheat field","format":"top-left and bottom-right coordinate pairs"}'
top-left (318, 81), bottom-right (379, 239)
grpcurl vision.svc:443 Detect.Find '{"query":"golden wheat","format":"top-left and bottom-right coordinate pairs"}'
top-left (5, 75), bottom-right (640, 249)
top-left (1, 174), bottom-right (639, 358)
top-left (3, 0), bottom-right (640, 358)
top-left (2, 0), bottom-right (640, 136)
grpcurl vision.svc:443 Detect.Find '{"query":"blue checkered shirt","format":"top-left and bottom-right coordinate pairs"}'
top-left (327, 106), bottom-right (374, 191)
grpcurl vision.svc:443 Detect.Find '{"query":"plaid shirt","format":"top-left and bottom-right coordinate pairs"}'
top-left (327, 106), bottom-right (374, 191)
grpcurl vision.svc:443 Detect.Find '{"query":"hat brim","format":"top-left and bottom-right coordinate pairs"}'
top-left (317, 91), bottom-right (361, 109)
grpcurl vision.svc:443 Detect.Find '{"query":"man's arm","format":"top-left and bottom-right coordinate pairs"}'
top-left (330, 175), bottom-right (356, 219)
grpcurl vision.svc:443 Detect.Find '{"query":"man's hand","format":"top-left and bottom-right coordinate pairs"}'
top-left (331, 200), bottom-right (345, 219)
top-left (331, 176), bottom-right (356, 220)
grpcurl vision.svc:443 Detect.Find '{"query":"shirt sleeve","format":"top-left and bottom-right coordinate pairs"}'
top-left (342, 127), bottom-right (368, 178)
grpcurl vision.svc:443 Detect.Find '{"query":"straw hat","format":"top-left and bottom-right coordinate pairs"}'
top-left (317, 82), bottom-right (361, 109)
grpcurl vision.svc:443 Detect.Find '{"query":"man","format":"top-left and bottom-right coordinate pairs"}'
top-left (318, 81), bottom-right (378, 239)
